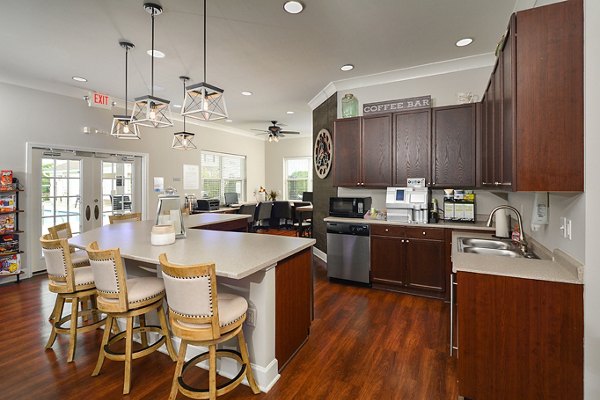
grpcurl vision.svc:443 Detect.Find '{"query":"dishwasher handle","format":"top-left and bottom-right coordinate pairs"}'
top-left (449, 273), bottom-right (458, 357)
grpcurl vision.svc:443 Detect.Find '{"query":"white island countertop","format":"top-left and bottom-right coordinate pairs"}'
top-left (69, 216), bottom-right (315, 280)
top-left (451, 231), bottom-right (583, 284)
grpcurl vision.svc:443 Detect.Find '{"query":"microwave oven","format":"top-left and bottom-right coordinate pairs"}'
top-left (329, 197), bottom-right (372, 218)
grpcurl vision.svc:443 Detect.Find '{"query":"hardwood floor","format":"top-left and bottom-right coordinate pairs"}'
top-left (0, 259), bottom-right (458, 399)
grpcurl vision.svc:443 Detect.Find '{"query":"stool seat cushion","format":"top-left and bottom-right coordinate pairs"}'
top-left (51, 266), bottom-right (95, 289)
top-left (71, 249), bottom-right (90, 265)
top-left (178, 293), bottom-right (248, 329)
top-left (126, 277), bottom-right (165, 306)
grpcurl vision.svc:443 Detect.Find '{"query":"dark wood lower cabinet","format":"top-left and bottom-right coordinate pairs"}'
top-left (370, 225), bottom-right (447, 299)
top-left (457, 271), bottom-right (583, 400)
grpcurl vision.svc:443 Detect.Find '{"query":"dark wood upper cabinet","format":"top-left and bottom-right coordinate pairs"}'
top-left (333, 117), bottom-right (361, 187)
top-left (333, 115), bottom-right (392, 188)
top-left (392, 109), bottom-right (431, 186)
top-left (361, 114), bottom-right (393, 187)
top-left (432, 104), bottom-right (477, 187)
top-left (513, 0), bottom-right (583, 191)
top-left (479, 0), bottom-right (583, 191)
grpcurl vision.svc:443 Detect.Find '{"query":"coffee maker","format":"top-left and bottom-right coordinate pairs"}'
top-left (385, 178), bottom-right (429, 224)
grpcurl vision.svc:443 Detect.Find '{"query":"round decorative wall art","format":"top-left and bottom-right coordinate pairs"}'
top-left (314, 128), bottom-right (333, 179)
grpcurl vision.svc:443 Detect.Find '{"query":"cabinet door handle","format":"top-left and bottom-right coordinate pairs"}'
top-left (400, 239), bottom-right (404, 243)
top-left (385, 228), bottom-right (389, 232)
top-left (422, 231), bottom-right (426, 235)
top-left (406, 240), bottom-right (410, 243)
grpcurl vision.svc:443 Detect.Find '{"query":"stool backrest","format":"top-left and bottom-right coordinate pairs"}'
top-left (86, 241), bottom-right (129, 312)
top-left (40, 234), bottom-right (76, 292)
top-left (109, 212), bottom-right (142, 224)
top-left (48, 222), bottom-right (73, 239)
top-left (159, 254), bottom-right (221, 340)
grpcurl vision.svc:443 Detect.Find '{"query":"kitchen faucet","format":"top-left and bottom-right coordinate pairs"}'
top-left (486, 205), bottom-right (529, 253)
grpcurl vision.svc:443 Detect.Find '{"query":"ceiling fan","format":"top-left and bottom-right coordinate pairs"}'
top-left (252, 121), bottom-right (300, 142)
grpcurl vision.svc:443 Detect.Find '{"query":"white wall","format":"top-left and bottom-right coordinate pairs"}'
top-left (337, 66), bottom-right (493, 118)
top-left (0, 81), bottom-right (266, 278)
top-left (264, 136), bottom-right (312, 199)
top-left (584, 0), bottom-right (600, 397)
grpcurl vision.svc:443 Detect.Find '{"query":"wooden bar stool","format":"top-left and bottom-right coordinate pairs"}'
top-left (159, 254), bottom-right (260, 400)
top-left (108, 212), bottom-right (142, 224)
top-left (40, 234), bottom-right (105, 362)
top-left (86, 241), bottom-right (177, 395)
top-left (48, 222), bottom-right (90, 267)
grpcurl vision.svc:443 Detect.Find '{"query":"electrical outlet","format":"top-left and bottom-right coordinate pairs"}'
top-left (246, 306), bottom-right (256, 327)
top-left (566, 219), bottom-right (572, 240)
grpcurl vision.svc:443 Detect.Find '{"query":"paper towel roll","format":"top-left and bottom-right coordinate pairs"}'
top-left (495, 210), bottom-right (510, 238)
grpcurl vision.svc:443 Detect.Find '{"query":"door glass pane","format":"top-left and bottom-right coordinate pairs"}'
top-left (69, 160), bottom-right (80, 177)
top-left (40, 158), bottom-right (81, 235)
top-left (55, 159), bottom-right (69, 178)
top-left (54, 179), bottom-right (69, 197)
top-left (102, 160), bottom-right (135, 218)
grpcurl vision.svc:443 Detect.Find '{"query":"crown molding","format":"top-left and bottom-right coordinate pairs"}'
top-left (308, 53), bottom-right (496, 110)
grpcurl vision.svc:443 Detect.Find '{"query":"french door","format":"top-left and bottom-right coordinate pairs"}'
top-left (30, 147), bottom-right (143, 272)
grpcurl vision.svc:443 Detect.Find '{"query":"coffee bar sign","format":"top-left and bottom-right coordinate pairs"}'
top-left (363, 95), bottom-right (431, 115)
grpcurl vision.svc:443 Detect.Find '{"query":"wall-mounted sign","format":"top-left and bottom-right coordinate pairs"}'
top-left (89, 91), bottom-right (112, 109)
top-left (363, 95), bottom-right (431, 115)
top-left (314, 128), bottom-right (333, 179)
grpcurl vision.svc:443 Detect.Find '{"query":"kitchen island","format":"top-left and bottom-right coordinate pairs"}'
top-left (69, 214), bottom-right (316, 392)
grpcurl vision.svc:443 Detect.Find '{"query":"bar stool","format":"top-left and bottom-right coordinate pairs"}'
top-left (86, 241), bottom-right (177, 395)
top-left (48, 222), bottom-right (90, 267)
top-left (159, 254), bottom-right (260, 400)
top-left (108, 212), bottom-right (142, 224)
top-left (40, 234), bottom-right (105, 362)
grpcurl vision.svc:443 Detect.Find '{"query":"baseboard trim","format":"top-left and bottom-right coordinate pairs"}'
top-left (313, 247), bottom-right (327, 263)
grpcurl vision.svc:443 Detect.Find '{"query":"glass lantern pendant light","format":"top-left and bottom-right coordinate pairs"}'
top-left (182, 0), bottom-right (228, 121)
top-left (172, 76), bottom-right (197, 150)
top-left (111, 41), bottom-right (141, 140)
top-left (130, 3), bottom-right (173, 128)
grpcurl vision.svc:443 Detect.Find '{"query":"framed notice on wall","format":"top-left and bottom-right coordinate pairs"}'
top-left (183, 164), bottom-right (199, 190)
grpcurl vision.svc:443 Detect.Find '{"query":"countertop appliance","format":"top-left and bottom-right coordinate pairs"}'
top-left (326, 222), bottom-right (370, 285)
top-left (386, 178), bottom-right (429, 224)
top-left (329, 197), bottom-right (372, 219)
top-left (196, 198), bottom-right (220, 211)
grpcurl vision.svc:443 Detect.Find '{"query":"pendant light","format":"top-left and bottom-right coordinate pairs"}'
top-left (111, 41), bottom-right (141, 140)
top-left (130, 3), bottom-right (173, 128)
top-left (172, 76), bottom-right (197, 150)
top-left (182, 0), bottom-right (228, 121)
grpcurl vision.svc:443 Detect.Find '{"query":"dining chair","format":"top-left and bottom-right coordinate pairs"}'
top-left (253, 202), bottom-right (273, 232)
top-left (86, 241), bottom-right (177, 395)
top-left (48, 222), bottom-right (89, 267)
top-left (108, 212), bottom-right (142, 224)
top-left (40, 234), bottom-right (105, 362)
top-left (159, 253), bottom-right (260, 400)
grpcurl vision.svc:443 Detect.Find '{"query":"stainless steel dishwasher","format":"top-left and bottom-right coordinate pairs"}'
top-left (326, 222), bottom-right (370, 285)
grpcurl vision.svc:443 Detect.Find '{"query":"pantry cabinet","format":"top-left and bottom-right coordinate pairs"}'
top-left (371, 225), bottom-right (447, 299)
top-left (480, 0), bottom-right (583, 191)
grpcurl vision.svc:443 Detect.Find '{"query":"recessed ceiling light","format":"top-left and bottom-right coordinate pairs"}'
top-left (241, 91), bottom-right (253, 96)
top-left (226, 119), bottom-right (233, 123)
top-left (287, 111), bottom-right (294, 114)
top-left (455, 37), bottom-right (474, 47)
top-left (173, 104), bottom-right (182, 109)
top-left (147, 49), bottom-right (166, 58)
top-left (72, 76), bottom-right (87, 82)
top-left (283, 1), bottom-right (304, 14)
top-left (340, 64), bottom-right (354, 71)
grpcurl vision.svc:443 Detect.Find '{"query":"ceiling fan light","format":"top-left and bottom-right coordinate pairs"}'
top-left (182, 82), bottom-right (228, 121)
top-left (111, 115), bottom-right (141, 139)
top-left (172, 131), bottom-right (197, 150)
top-left (283, 1), bottom-right (303, 14)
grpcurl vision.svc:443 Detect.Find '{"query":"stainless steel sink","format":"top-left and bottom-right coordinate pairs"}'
top-left (459, 237), bottom-right (513, 250)
top-left (462, 247), bottom-right (522, 258)
top-left (457, 236), bottom-right (539, 259)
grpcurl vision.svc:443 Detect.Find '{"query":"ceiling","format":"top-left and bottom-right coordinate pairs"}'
top-left (0, 0), bottom-right (523, 138)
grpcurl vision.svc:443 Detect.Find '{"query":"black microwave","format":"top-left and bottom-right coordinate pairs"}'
top-left (329, 197), bottom-right (372, 218)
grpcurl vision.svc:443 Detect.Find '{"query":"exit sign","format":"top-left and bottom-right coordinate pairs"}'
top-left (89, 91), bottom-right (112, 109)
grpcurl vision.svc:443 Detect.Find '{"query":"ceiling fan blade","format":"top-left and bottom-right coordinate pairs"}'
top-left (279, 130), bottom-right (300, 134)
top-left (251, 129), bottom-right (269, 133)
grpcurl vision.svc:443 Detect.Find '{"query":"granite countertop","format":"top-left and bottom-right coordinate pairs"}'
top-left (451, 231), bottom-right (582, 284)
top-left (69, 217), bottom-right (315, 280)
top-left (324, 216), bottom-right (495, 231)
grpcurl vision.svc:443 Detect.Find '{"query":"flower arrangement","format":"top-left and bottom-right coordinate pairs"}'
top-left (254, 186), bottom-right (280, 202)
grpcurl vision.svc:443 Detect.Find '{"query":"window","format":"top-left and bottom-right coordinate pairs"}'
top-left (41, 158), bottom-right (81, 235)
top-left (284, 157), bottom-right (313, 200)
top-left (201, 151), bottom-right (246, 202)
top-left (102, 160), bottom-right (134, 225)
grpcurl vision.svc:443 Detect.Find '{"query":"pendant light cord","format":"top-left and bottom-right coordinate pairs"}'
top-left (203, 0), bottom-right (207, 83)
top-left (151, 11), bottom-right (155, 97)
top-left (182, 79), bottom-right (187, 131)
top-left (125, 46), bottom-right (129, 115)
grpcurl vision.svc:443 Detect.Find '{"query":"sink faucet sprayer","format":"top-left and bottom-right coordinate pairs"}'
top-left (486, 205), bottom-right (529, 253)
